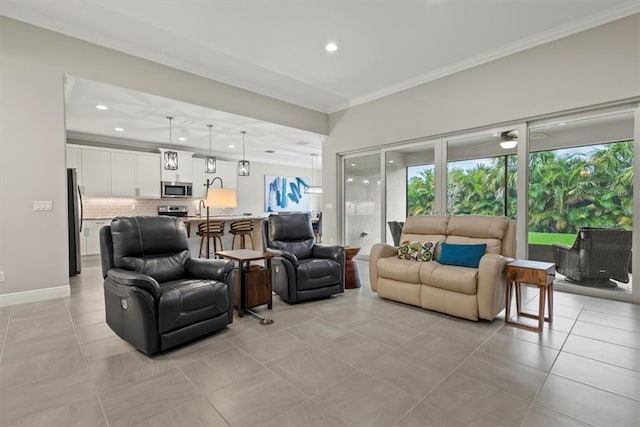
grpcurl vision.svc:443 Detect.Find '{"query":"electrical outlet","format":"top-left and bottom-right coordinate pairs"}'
top-left (131, 204), bottom-right (136, 210)
top-left (0, 271), bottom-right (5, 283)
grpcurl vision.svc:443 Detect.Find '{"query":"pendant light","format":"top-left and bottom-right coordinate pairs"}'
top-left (305, 153), bottom-right (323, 194)
top-left (164, 116), bottom-right (178, 170)
top-left (238, 130), bottom-right (250, 176)
top-left (205, 124), bottom-right (216, 174)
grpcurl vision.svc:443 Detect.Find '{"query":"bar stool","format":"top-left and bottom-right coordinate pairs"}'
top-left (230, 219), bottom-right (255, 249)
top-left (197, 220), bottom-right (225, 258)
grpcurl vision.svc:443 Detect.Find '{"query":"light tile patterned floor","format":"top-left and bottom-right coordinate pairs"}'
top-left (1, 260), bottom-right (639, 426)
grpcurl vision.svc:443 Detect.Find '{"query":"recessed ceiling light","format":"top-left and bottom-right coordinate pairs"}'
top-left (388, 160), bottom-right (395, 164)
top-left (558, 122), bottom-right (566, 126)
top-left (228, 144), bottom-right (235, 149)
top-left (178, 137), bottom-right (186, 141)
top-left (114, 127), bottom-right (124, 132)
top-left (96, 104), bottom-right (109, 111)
top-left (350, 163), bottom-right (356, 167)
top-left (325, 42), bottom-right (338, 52)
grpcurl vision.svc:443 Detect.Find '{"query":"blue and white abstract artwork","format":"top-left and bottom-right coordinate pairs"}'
top-left (265, 175), bottom-right (311, 212)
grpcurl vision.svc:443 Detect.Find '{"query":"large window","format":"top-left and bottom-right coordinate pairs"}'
top-left (447, 155), bottom-right (516, 218)
top-left (446, 130), bottom-right (518, 218)
top-left (528, 111), bottom-right (634, 295)
top-left (407, 164), bottom-right (435, 216)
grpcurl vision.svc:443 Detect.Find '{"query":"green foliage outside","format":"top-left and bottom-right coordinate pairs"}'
top-left (407, 141), bottom-right (633, 242)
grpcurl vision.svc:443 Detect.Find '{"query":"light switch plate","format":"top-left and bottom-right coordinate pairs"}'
top-left (33, 201), bottom-right (53, 211)
top-left (0, 271), bottom-right (5, 283)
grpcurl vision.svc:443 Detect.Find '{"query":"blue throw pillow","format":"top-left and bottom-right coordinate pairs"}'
top-left (438, 242), bottom-right (487, 268)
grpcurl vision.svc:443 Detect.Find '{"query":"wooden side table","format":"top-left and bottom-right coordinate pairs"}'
top-left (215, 249), bottom-right (273, 318)
top-left (344, 246), bottom-right (361, 289)
top-left (505, 260), bottom-right (555, 332)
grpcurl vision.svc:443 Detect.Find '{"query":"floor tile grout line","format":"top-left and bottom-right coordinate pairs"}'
top-left (172, 362), bottom-right (233, 427)
top-left (65, 294), bottom-right (112, 427)
top-left (521, 297), bottom-right (587, 426)
top-left (389, 320), bottom-right (512, 426)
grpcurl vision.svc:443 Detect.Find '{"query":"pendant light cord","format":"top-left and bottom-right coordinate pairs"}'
top-left (208, 124), bottom-right (213, 155)
top-left (241, 131), bottom-right (247, 161)
top-left (166, 116), bottom-right (174, 150)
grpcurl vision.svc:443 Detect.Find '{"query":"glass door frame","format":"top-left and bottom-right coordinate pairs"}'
top-left (381, 138), bottom-right (441, 245)
top-left (340, 149), bottom-right (384, 254)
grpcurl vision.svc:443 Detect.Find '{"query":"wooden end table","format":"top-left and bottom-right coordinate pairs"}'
top-left (215, 249), bottom-right (274, 319)
top-left (344, 246), bottom-right (361, 289)
top-left (505, 260), bottom-right (555, 332)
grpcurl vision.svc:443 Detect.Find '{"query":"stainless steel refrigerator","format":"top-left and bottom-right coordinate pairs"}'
top-left (67, 168), bottom-right (83, 276)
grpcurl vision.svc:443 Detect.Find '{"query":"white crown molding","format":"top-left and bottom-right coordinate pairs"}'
top-left (327, 2), bottom-right (640, 114)
top-left (0, 285), bottom-right (70, 308)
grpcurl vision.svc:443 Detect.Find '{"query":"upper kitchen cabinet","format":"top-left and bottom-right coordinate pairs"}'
top-left (136, 154), bottom-right (161, 198)
top-left (110, 152), bottom-right (136, 197)
top-left (111, 152), bottom-right (160, 198)
top-left (159, 150), bottom-right (194, 183)
top-left (192, 158), bottom-right (238, 199)
top-left (81, 148), bottom-right (111, 196)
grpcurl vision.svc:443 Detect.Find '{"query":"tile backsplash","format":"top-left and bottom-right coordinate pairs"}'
top-left (82, 197), bottom-right (235, 219)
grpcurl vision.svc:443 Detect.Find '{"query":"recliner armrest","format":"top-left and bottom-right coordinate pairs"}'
top-left (266, 248), bottom-right (298, 267)
top-left (107, 268), bottom-right (161, 299)
top-left (185, 258), bottom-right (234, 282)
top-left (311, 244), bottom-right (345, 264)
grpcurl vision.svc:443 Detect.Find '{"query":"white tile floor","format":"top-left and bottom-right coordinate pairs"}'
top-left (0, 259), bottom-right (639, 426)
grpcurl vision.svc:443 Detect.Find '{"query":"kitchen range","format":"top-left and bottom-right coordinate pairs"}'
top-left (157, 205), bottom-right (189, 217)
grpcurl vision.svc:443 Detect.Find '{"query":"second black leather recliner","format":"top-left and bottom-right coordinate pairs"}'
top-left (262, 213), bottom-right (345, 303)
top-left (99, 216), bottom-right (235, 355)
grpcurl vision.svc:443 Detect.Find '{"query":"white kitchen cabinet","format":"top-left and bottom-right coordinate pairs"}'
top-left (192, 158), bottom-right (237, 200)
top-left (110, 152), bottom-right (160, 198)
top-left (160, 150), bottom-right (194, 183)
top-left (110, 152), bottom-right (137, 197)
top-left (81, 149), bottom-right (111, 196)
top-left (136, 154), bottom-right (160, 198)
top-left (82, 219), bottom-right (111, 255)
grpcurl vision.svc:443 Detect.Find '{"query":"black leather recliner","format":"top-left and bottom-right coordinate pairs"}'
top-left (262, 213), bottom-right (345, 303)
top-left (99, 216), bottom-right (234, 355)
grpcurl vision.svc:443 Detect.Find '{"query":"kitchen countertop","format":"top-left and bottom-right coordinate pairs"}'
top-left (180, 214), bottom-right (268, 222)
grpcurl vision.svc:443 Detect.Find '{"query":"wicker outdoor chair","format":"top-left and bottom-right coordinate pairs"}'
top-left (552, 227), bottom-right (632, 285)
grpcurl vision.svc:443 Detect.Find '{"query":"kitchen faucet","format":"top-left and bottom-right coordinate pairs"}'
top-left (198, 199), bottom-right (206, 217)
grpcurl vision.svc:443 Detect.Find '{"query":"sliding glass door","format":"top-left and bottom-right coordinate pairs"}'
top-left (384, 143), bottom-right (436, 244)
top-left (528, 110), bottom-right (634, 298)
top-left (343, 152), bottom-right (381, 256)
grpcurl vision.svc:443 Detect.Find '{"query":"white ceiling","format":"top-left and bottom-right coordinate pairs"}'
top-left (3, 0), bottom-right (639, 164)
top-left (64, 76), bottom-right (325, 166)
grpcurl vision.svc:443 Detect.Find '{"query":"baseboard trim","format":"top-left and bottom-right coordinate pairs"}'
top-left (0, 285), bottom-right (70, 307)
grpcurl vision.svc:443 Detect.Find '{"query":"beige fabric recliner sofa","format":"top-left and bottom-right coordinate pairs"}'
top-left (369, 215), bottom-right (516, 321)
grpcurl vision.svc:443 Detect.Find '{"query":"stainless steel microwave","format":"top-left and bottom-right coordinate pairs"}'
top-left (161, 181), bottom-right (193, 198)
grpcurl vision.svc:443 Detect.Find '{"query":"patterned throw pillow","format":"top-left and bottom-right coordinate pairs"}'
top-left (397, 240), bottom-right (438, 262)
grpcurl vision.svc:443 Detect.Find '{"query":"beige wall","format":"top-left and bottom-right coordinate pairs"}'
top-left (0, 16), bottom-right (326, 303)
top-left (1, 13), bottom-right (639, 304)
top-left (323, 14), bottom-right (640, 245)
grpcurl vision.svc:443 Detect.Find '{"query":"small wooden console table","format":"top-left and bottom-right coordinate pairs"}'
top-left (344, 246), bottom-right (361, 289)
top-left (215, 249), bottom-right (273, 319)
top-left (505, 260), bottom-right (555, 332)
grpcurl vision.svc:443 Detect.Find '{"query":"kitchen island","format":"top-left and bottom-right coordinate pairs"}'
top-left (179, 215), bottom-right (269, 254)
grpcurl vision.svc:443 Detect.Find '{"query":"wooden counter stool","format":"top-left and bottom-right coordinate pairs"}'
top-left (230, 219), bottom-right (255, 249)
top-left (197, 220), bottom-right (225, 258)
